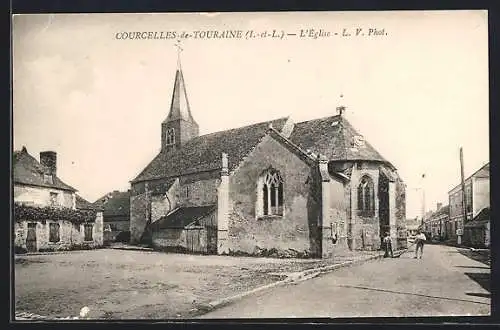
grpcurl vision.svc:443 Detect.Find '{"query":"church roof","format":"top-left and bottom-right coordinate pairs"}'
top-left (13, 147), bottom-right (77, 192)
top-left (164, 68), bottom-right (196, 124)
top-left (132, 114), bottom-right (395, 183)
top-left (289, 115), bottom-right (390, 164)
top-left (132, 117), bottom-right (289, 183)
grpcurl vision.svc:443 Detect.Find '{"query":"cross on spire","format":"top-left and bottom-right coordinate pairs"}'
top-left (174, 39), bottom-right (183, 69)
top-left (336, 94), bottom-right (346, 116)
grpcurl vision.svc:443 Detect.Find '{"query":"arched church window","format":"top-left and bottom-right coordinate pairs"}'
top-left (166, 128), bottom-right (175, 145)
top-left (357, 175), bottom-right (374, 216)
top-left (257, 168), bottom-right (284, 217)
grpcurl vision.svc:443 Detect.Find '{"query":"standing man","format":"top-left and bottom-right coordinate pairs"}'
top-left (414, 230), bottom-right (427, 259)
top-left (383, 232), bottom-right (393, 258)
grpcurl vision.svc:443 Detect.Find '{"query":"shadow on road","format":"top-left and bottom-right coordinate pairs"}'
top-left (335, 285), bottom-right (489, 306)
top-left (465, 292), bottom-right (491, 299)
top-left (464, 272), bottom-right (490, 292)
top-left (455, 265), bottom-right (490, 270)
top-left (457, 249), bottom-right (490, 266)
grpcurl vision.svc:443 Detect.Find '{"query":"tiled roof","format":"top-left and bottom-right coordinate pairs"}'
top-left (94, 190), bottom-right (130, 217)
top-left (132, 117), bottom-right (288, 183)
top-left (75, 195), bottom-right (102, 211)
top-left (133, 115), bottom-right (395, 184)
top-left (13, 147), bottom-right (76, 192)
top-left (289, 115), bottom-right (390, 164)
top-left (151, 205), bottom-right (216, 230)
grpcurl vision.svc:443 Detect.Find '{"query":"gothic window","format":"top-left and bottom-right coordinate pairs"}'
top-left (166, 128), bottom-right (175, 145)
top-left (257, 168), bottom-right (284, 217)
top-left (357, 175), bottom-right (374, 216)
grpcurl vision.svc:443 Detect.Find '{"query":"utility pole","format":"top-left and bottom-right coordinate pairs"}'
top-left (459, 147), bottom-right (466, 245)
top-left (421, 174), bottom-right (426, 229)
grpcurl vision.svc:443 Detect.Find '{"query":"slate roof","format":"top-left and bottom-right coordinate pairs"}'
top-left (132, 117), bottom-right (288, 183)
top-left (151, 205), bottom-right (216, 230)
top-left (13, 147), bottom-right (76, 192)
top-left (94, 190), bottom-right (130, 217)
top-left (133, 113), bottom-right (395, 184)
top-left (289, 115), bottom-right (390, 165)
top-left (75, 195), bottom-right (102, 211)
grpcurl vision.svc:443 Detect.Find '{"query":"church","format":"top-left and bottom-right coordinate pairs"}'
top-left (129, 59), bottom-right (407, 258)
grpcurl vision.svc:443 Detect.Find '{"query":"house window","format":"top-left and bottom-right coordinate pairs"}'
top-left (50, 192), bottom-right (58, 206)
top-left (49, 223), bottom-right (60, 243)
top-left (357, 175), bottom-right (374, 216)
top-left (258, 168), bottom-right (284, 217)
top-left (84, 224), bottom-right (93, 241)
top-left (43, 174), bottom-right (53, 184)
top-left (166, 128), bottom-right (175, 145)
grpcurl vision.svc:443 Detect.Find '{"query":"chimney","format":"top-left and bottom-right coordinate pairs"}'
top-left (437, 202), bottom-right (442, 211)
top-left (40, 151), bottom-right (57, 176)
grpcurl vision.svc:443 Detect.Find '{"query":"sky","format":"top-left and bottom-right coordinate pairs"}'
top-left (12, 11), bottom-right (489, 218)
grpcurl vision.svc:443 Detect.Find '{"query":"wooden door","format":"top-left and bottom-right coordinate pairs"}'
top-left (186, 228), bottom-right (204, 253)
top-left (206, 225), bottom-right (217, 254)
top-left (26, 223), bottom-right (37, 252)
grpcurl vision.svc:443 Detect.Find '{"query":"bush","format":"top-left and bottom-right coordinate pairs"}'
top-left (15, 246), bottom-right (27, 254)
top-left (69, 244), bottom-right (93, 251)
top-left (39, 247), bottom-right (55, 253)
top-left (14, 203), bottom-right (96, 224)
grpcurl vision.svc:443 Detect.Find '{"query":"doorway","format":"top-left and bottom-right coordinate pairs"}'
top-left (26, 222), bottom-right (37, 252)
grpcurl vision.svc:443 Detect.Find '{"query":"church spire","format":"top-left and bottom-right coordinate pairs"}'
top-left (164, 40), bottom-right (195, 123)
top-left (161, 41), bottom-right (199, 152)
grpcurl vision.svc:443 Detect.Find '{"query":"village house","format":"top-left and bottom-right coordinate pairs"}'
top-left (129, 61), bottom-right (407, 258)
top-left (447, 162), bottom-right (489, 242)
top-left (13, 147), bottom-right (103, 252)
top-left (93, 190), bottom-right (131, 242)
top-left (463, 206), bottom-right (490, 248)
top-left (423, 203), bottom-right (449, 241)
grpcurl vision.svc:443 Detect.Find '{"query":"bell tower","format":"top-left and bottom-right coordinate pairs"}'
top-left (161, 41), bottom-right (199, 152)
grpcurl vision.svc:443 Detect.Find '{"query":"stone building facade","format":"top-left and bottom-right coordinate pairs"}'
top-left (13, 147), bottom-right (103, 252)
top-left (447, 162), bottom-right (489, 241)
top-left (129, 62), bottom-right (407, 258)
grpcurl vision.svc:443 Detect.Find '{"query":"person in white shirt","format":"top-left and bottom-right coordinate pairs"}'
top-left (414, 230), bottom-right (427, 259)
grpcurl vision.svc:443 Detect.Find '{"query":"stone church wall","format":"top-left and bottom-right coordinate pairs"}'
top-left (349, 162), bottom-right (381, 250)
top-left (178, 176), bottom-right (219, 207)
top-left (226, 135), bottom-right (317, 255)
top-left (395, 177), bottom-right (407, 249)
top-left (322, 179), bottom-right (349, 258)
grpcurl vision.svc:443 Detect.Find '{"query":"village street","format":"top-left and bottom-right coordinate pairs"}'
top-left (199, 245), bottom-right (491, 318)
